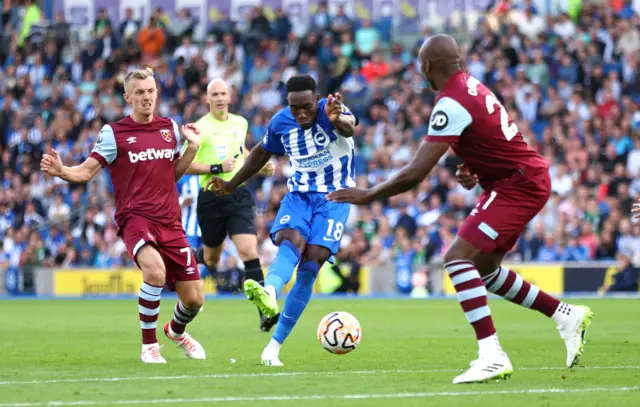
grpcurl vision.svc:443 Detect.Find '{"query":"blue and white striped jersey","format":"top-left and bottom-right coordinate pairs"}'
top-left (262, 99), bottom-right (357, 193)
top-left (176, 175), bottom-right (202, 239)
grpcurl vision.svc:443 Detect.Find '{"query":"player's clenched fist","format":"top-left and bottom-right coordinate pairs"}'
top-left (41, 149), bottom-right (64, 177)
top-left (206, 176), bottom-right (235, 196)
top-left (181, 123), bottom-right (201, 148)
top-left (456, 164), bottom-right (479, 190)
top-left (325, 93), bottom-right (343, 123)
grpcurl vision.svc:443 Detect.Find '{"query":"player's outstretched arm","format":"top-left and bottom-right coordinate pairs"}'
top-left (228, 143), bottom-right (273, 189)
top-left (206, 142), bottom-right (273, 195)
top-left (244, 145), bottom-right (275, 176)
top-left (327, 141), bottom-right (450, 204)
top-left (40, 149), bottom-right (102, 184)
top-left (368, 141), bottom-right (450, 198)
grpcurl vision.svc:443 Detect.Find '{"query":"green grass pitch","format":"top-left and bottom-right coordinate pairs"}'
top-left (0, 297), bottom-right (639, 406)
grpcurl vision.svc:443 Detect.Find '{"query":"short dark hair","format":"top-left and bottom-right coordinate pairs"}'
top-left (286, 75), bottom-right (316, 94)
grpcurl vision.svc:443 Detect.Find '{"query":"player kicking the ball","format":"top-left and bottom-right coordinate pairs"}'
top-left (328, 35), bottom-right (592, 384)
top-left (41, 68), bottom-right (207, 363)
top-left (208, 75), bottom-right (357, 366)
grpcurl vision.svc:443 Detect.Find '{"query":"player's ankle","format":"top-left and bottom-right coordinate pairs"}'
top-left (551, 302), bottom-right (573, 324)
top-left (167, 322), bottom-right (185, 340)
top-left (477, 333), bottom-right (503, 357)
top-left (142, 342), bottom-right (159, 349)
top-left (267, 338), bottom-right (282, 351)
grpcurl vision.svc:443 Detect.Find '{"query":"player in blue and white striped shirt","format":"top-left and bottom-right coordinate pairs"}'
top-left (207, 75), bottom-right (358, 366)
top-left (177, 174), bottom-right (202, 249)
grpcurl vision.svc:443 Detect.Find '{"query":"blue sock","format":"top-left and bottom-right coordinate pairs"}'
top-left (264, 240), bottom-right (301, 295)
top-left (273, 261), bottom-right (320, 344)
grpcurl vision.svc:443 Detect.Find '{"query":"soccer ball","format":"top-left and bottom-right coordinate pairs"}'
top-left (317, 311), bottom-right (362, 355)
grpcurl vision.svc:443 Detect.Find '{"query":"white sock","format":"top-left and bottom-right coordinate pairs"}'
top-left (478, 334), bottom-right (503, 357)
top-left (551, 302), bottom-right (573, 325)
top-left (266, 338), bottom-right (282, 351)
top-left (265, 285), bottom-right (277, 299)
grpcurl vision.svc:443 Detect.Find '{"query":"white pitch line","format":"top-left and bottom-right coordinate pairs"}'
top-left (0, 386), bottom-right (639, 407)
top-left (0, 366), bottom-right (638, 387)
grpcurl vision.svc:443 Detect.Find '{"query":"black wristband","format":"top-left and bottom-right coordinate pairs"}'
top-left (210, 164), bottom-right (222, 174)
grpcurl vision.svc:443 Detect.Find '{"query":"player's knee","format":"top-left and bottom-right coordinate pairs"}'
top-left (136, 245), bottom-right (166, 285)
top-left (301, 248), bottom-right (331, 270)
top-left (443, 245), bottom-right (470, 265)
top-left (236, 244), bottom-right (259, 262)
top-left (182, 294), bottom-right (204, 311)
top-left (203, 247), bottom-right (221, 269)
top-left (443, 236), bottom-right (477, 265)
top-left (274, 230), bottom-right (306, 253)
top-left (142, 271), bottom-right (165, 287)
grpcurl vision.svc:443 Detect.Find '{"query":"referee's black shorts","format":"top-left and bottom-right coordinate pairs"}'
top-left (197, 186), bottom-right (257, 248)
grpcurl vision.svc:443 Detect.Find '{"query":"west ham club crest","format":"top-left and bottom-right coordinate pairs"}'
top-left (160, 129), bottom-right (172, 142)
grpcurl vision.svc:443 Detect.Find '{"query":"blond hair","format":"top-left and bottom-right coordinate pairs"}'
top-left (124, 67), bottom-right (155, 92)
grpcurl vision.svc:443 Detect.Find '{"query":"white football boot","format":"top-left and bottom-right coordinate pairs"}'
top-left (164, 323), bottom-right (206, 360)
top-left (556, 305), bottom-right (593, 368)
top-left (140, 343), bottom-right (167, 364)
top-left (261, 339), bottom-right (284, 366)
top-left (453, 352), bottom-right (513, 384)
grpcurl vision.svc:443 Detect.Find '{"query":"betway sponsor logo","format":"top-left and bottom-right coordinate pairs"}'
top-left (128, 148), bottom-right (174, 163)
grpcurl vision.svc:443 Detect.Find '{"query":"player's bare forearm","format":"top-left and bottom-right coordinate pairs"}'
top-left (367, 141), bottom-right (449, 200)
top-left (228, 143), bottom-right (272, 189)
top-left (175, 145), bottom-right (199, 180)
top-left (332, 115), bottom-right (356, 137)
top-left (186, 162), bottom-right (212, 175)
top-left (58, 158), bottom-right (102, 184)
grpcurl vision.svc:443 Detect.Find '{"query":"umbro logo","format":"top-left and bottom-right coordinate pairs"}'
top-left (127, 137), bottom-right (137, 144)
top-left (185, 267), bottom-right (196, 274)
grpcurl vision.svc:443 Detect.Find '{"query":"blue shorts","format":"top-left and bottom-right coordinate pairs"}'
top-left (186, 236), bottom-right (203, 249)
top-left (271, 191), bottom-right (350, 256)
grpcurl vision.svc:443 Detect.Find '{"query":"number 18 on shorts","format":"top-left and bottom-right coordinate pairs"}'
top-left (270, 192), bottom-right (350, 255)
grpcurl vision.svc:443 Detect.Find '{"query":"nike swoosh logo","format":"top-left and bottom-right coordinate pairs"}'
top-left (323, 237), bottom-right (336, 242)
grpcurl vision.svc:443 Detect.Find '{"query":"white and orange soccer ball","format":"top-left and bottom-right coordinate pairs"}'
top-left (317, 311), bottom-right (362, 355)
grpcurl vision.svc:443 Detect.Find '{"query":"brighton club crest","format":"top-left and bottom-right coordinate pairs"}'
top-left (160, 129), bottom-right (172, 142)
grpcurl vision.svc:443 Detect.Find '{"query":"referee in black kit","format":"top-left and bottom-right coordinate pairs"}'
top-left (187, 78), bottom-right (277, 331)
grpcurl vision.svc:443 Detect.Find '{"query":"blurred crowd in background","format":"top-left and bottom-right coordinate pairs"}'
top-left (1, 0), bottom-right (639, 294)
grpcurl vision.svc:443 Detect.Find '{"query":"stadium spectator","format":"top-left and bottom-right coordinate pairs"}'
top-left (119, 8), bottom-right (141, 45)
top-left (138, 17), bottom-right (166, 62)
top-left (355, 19), bottom-right (379, 60)
top-left (606, 253), bottom-right (639, 292)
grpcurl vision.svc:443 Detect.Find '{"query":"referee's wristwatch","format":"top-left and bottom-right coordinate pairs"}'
top-left (210, 164), bottom-right (222, 174)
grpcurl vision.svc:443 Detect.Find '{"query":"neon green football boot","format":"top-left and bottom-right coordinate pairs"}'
top-left (244, 279), bottom-right (279, 317)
